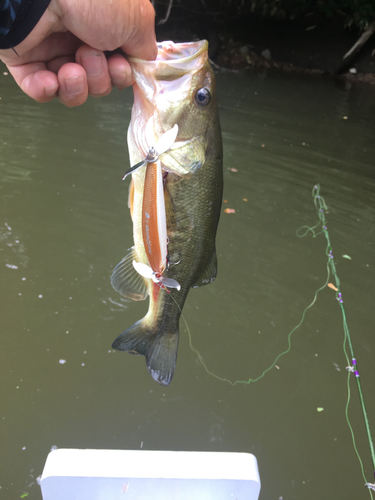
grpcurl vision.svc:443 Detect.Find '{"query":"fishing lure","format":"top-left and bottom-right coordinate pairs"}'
top-left (123, 124), bottom-right (181, 292)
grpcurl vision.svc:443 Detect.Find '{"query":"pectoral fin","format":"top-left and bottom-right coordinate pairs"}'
top-left (192, 249), bottom-right (218, 288)
top-left (161, 136), bottom-right (205, 176)
top-left (111, 247), bottom-right (148, 301)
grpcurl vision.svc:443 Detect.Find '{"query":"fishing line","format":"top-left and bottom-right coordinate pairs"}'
top-left (176, 183), bottom-right (375, 493)
top-left (179, 282), bottom-right (327, 386)
top-left (307, 184), bottom-right (375, 495)
top-left (176, 190), bottom-right (332, 387)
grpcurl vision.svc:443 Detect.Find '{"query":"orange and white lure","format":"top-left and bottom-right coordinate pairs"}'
top-left (122, 125), bottom-right (181, 292)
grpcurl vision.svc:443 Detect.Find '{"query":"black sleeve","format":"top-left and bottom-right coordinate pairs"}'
top-left (0, 0), bottom-right (52, 50)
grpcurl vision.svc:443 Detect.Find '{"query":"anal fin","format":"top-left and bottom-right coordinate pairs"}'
top-left (192, 249), bottom-right (218, 288)
top-left (111, 247), bottom-right (148, 301)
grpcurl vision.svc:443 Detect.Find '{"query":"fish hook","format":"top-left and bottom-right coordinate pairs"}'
top-left (122, 124), bottom-right (178, 180)
top-left (132, 260), bottom-right (181, 291)
top-left (166, 250), bottom-right (182, 269)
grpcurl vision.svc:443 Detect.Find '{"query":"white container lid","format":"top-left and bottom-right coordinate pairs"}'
top-left (40, 449), bottom-right (261, 500)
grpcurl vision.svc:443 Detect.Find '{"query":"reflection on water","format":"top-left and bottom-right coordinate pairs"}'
top-left (0, 67), bottom-right (375, 500)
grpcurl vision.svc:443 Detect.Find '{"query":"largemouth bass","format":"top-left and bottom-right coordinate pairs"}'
top-left (111, 40), bottom-right (223, 386)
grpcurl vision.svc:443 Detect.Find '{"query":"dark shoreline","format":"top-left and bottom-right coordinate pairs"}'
top-left (156, 12), bottom-right (375, 84)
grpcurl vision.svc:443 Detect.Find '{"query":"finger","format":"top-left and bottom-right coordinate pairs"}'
top-left (56, 0), bottom-right (157, 61)
top-left (121, 0), bottom-right (157, 60)
top-left (75, 45), bottom-right (112, 98)
top-left (1, 32), bottom-right (82, 67)
top-left (57, 63), bottom-right (88, 107)
top-left (107, 54), bottom-right (134, 89)
top-left (122, 32), bottom-right (158, 61)
top-left (8, 63), bottom-right (59, 102)
top-left (46, 55), bottom-right (76, 74)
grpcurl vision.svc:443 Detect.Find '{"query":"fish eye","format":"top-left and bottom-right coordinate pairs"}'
top-left (195, 87), bottom-right (211, 107)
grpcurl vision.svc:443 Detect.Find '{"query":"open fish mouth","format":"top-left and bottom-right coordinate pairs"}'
top-left (128, 40), bottom-right (209, 66)
top-left (129, 40), bottom-right (210, 105)
top-left (128, 41), bottom-right (210, 171)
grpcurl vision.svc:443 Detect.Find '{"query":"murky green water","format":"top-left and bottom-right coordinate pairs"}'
top-left (1, 65), bottom-right (375, 499)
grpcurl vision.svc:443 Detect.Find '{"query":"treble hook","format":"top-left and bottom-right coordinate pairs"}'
top-left (121, 124), bottom-right (178, 180)
top-left (166, 250), bottom-right (182, 270)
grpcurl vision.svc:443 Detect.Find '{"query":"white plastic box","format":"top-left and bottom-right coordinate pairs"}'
top-left (40, 449), bottom-right (261, 500)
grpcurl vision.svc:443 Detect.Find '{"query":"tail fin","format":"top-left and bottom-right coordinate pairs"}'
top-left (112, 319), bottom-right (179, 386)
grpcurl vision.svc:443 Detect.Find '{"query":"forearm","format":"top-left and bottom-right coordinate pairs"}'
top-left (0, 0), bottom-right (52, 49)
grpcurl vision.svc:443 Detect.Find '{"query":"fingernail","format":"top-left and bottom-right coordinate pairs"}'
top-left (65, 75), bottom-right (85, 96)
top-left (45, 83), bottom-right (59, 97)
top-left (82, 52), bottom-right (104, 77)
top-left (110, 64), bottom-right (132, 90)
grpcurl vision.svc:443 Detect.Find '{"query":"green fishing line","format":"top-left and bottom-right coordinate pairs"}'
top-left (180, 186), bottom-right (330, 386)
top-left (310, 184), bottom-right (375, 495)
top-left (179, 183), bottom-right (375, 494)
top-left (181, 277), bottom-right (327, 386)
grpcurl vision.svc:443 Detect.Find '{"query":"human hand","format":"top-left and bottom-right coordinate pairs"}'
top-left (0, 0), bottom-right (157, 107)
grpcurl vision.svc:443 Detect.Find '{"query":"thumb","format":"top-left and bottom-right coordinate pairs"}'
top-left (120, 1), bottom-right (157, 60)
